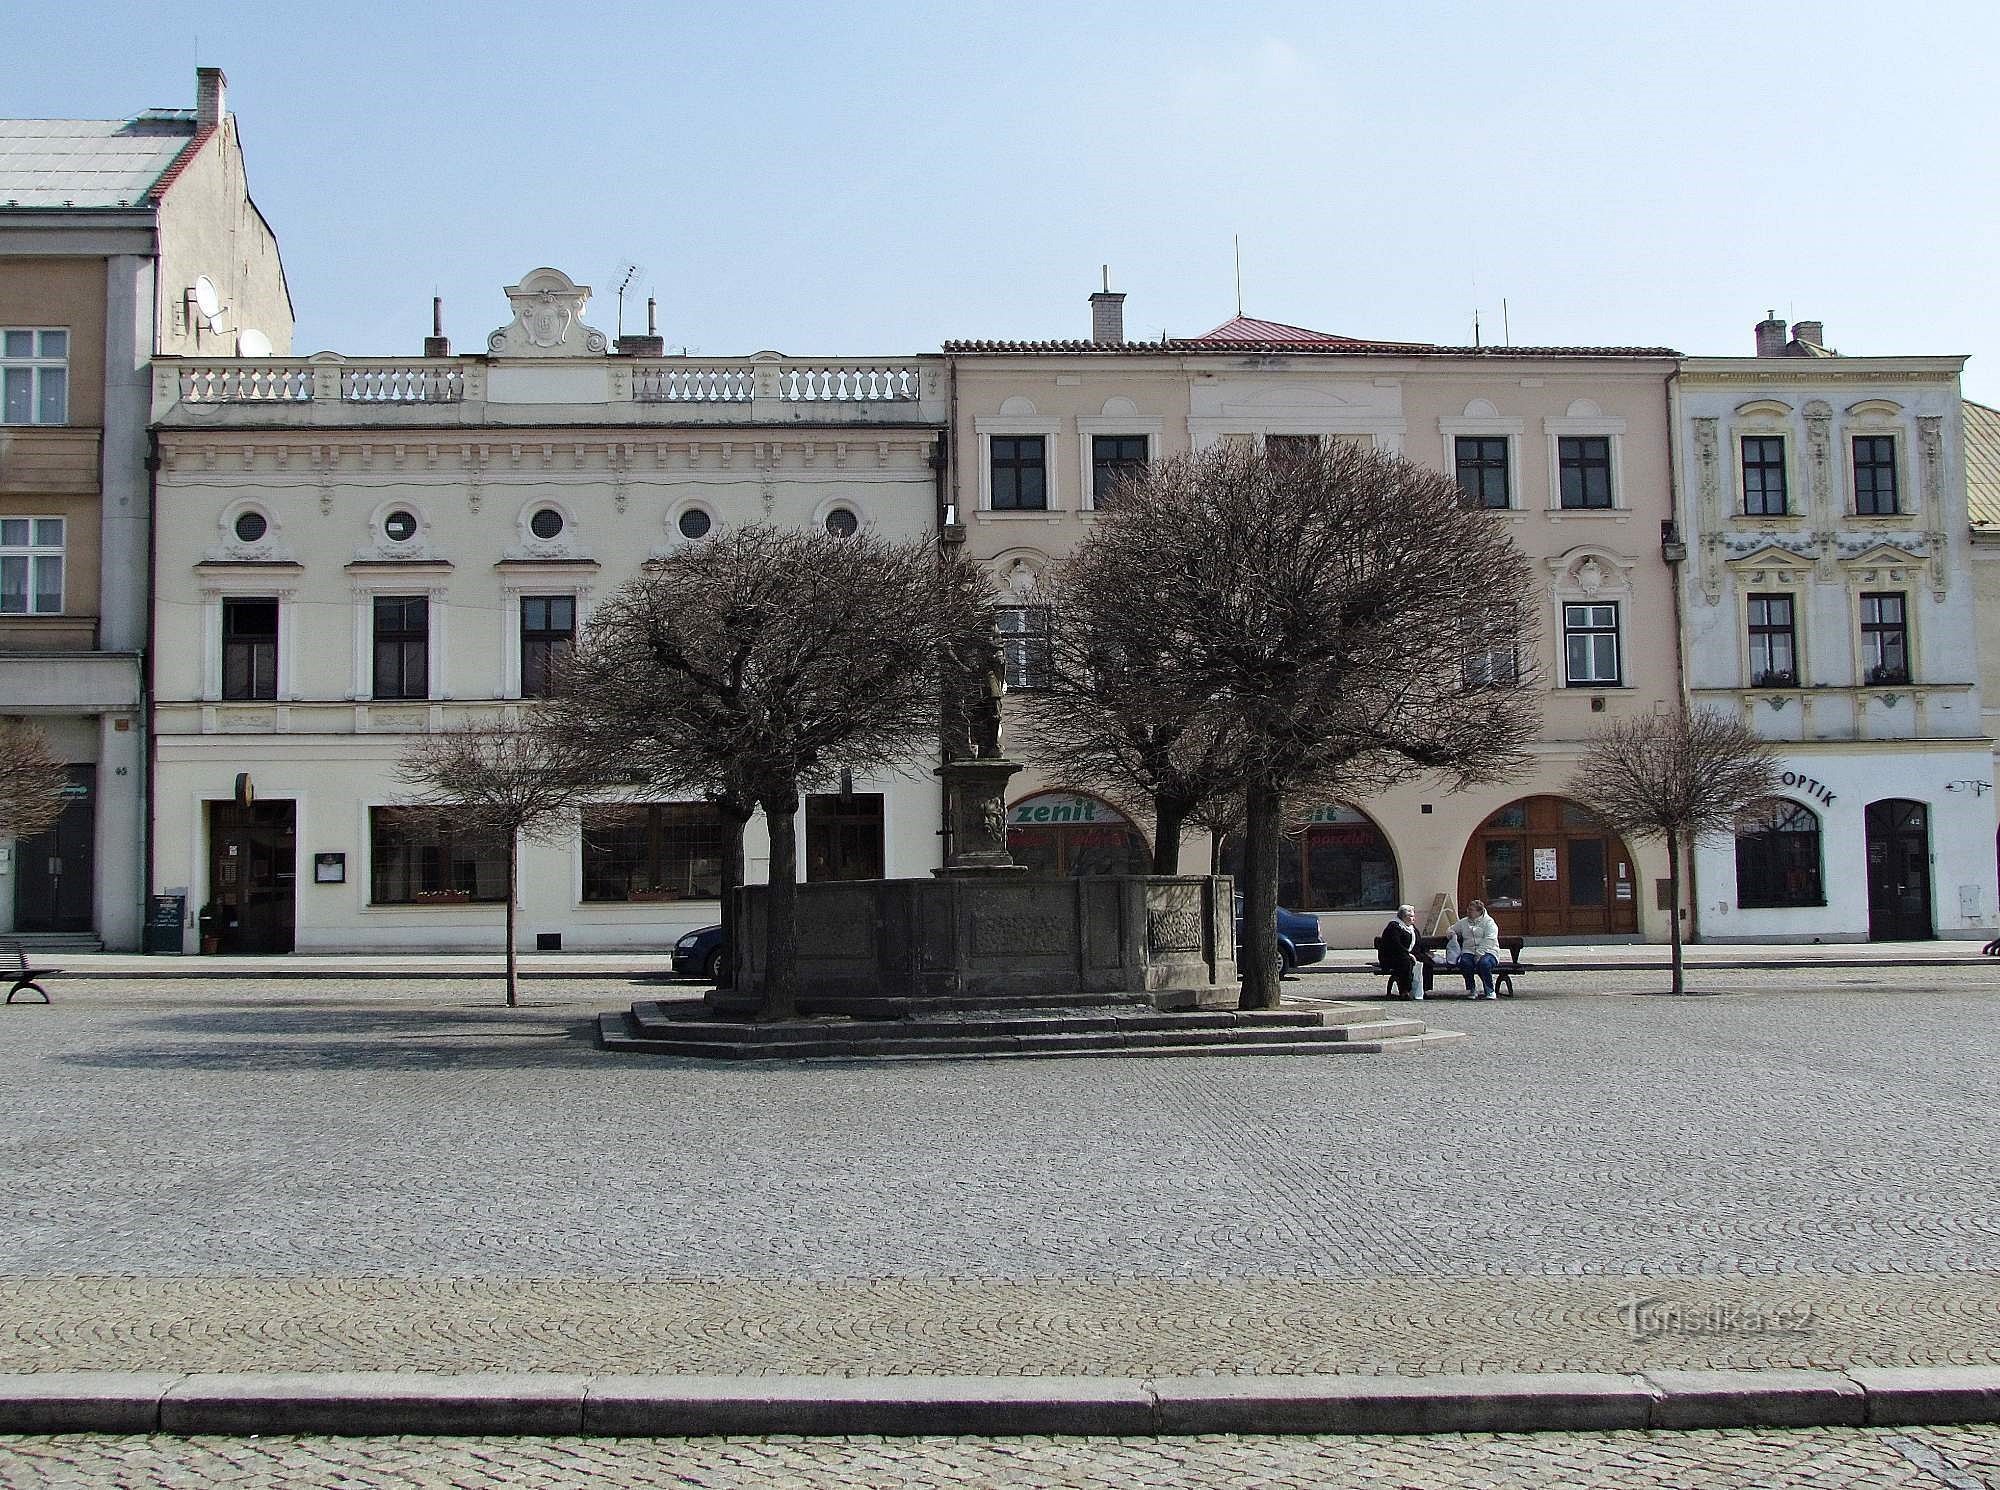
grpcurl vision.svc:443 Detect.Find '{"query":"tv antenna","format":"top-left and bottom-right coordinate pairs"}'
top-left (611, 262), bottom-right (644, 337)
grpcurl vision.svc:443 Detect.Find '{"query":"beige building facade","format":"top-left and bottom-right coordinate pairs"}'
top-left (0, 68), bottom-right (290, 948)
top-left (946, 297), bottom-right (1684, 947)
top-left (151, 268), bottom-right (945, 953)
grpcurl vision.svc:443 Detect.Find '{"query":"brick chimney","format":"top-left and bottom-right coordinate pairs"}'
top-left (1089, 267), bottom-right (1125, 344)
top-left (196, 67), bottom-right (227, 128)
top-left (1791, 319), bottom-right (1825, 350)
top-left (1754, 310), bottom-right (1787, 357)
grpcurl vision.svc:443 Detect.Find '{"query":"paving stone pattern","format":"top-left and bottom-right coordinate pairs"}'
top-left (1, 1424), bottom-right (1997, 1489)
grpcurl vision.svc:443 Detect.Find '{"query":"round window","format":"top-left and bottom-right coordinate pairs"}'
top-left (383, 510), bottom-right (419, 543)
top-left (823, 507), bottom-right (859, 538)
top-left (677, 508), bottom-right (712, 539)
top-left (233, 510), bottom-right (268, 543)
top-left (529, 507), bottom-right (564, 540)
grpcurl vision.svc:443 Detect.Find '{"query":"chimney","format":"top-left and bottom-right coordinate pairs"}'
top-left (615, 296), bottom-right (665, 356)
top-left (1754, 310), bottom-right (1787, 357)
top-left (1791, 319), bottom-right (1825, 351)
top-left (196, 67), bottom-right (227, 129)
top-left (1089, 266), bottom-right (1125, 344)
top-left (423, 296), bottom-right (450, 358)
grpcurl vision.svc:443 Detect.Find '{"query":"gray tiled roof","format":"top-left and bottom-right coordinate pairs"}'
top-left (0, 116), bottom-right (197, 208)
top-left (1967, 400), bottom-right (2000, 531)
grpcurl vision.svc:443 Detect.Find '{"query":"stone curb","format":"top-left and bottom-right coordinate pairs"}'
top-left (0, 1368), bottom-right (1994, 1438)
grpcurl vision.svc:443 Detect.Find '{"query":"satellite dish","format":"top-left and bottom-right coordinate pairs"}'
top-left (236, 328), bottom-right (273, 357)
top-left (192, 276), bottom-right (221, 319)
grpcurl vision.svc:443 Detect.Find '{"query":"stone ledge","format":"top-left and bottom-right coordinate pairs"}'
top-left (0, 1366), bottom-right (1994, 1437)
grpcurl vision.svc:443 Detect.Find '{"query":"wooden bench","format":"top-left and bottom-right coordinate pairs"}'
top-left (3, 941), bottom-right (57, 1004)
top-left (1372, 934), bottom-right (1528, 999)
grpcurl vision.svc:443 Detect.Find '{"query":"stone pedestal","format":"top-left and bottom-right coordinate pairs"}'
top-left (935, 757), bottom-right (1026, 876)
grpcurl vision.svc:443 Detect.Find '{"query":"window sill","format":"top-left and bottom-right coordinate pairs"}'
top-left (1546, 507), bottom-right (1629, 518)
top-left (979, 510), bottom-right (1066, 520)
top-left (1735, 902), bottom-right (1829, 912)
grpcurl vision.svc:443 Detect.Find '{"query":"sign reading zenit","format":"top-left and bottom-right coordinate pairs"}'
top-left (1007, 793), bottom-right (1107, 825)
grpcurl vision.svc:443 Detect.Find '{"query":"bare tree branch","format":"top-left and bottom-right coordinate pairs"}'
top-left (0, 719), bottom-right (68, 842)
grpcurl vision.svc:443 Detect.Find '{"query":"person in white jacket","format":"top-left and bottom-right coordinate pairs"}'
top-left (1450, 900), bottom-right (1502, 999)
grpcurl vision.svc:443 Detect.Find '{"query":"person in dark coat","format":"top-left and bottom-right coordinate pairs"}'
top-left (1380, 903), bottom-right (1422, 1000)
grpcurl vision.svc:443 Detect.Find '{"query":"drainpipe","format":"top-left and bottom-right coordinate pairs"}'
top-left (1663, 369), bottom-right (1698, 943)
top-left (935, 356), bottom-right (962, 866)
top-left (143, 429), bottom-right (160, 940)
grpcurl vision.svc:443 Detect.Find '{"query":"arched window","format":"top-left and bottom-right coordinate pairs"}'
top-left (1734, 798), bottom-right (1824, 909)
top-left (1222, 806), bottom-right (1398, 911)
top-left (1005, 792), bottom-right (1149, 877)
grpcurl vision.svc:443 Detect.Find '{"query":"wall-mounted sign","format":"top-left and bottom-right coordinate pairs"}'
top-left (1007, 793), bottom-right (1129, 827)
top-left (1533, 847), bottom-right (1559, 882)
top-left (1778, 769), bottom-right (1836, 807)
top-left (314, 852), bottom-right (346, 884)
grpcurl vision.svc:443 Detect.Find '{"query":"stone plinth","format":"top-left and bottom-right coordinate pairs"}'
top-left (935, 757), bottom-right (1025, 875)
top-left (727, 875), bottom-right (1237, 1017)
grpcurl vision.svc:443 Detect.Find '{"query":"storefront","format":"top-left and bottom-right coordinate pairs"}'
top-left (1005, 791), bottom-right (1149, 877)
top-left (1218, 805), bottom-right (1399, 913)
top-left (1692, 747), bottom-right (1998, 943)
top-left (1457, 795), bottom-right (1640, 939)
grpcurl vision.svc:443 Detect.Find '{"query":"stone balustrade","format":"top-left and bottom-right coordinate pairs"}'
top-left (176, 363), bottom-right (313, 403)
top-left (340, 363), bottom-right (466, 403)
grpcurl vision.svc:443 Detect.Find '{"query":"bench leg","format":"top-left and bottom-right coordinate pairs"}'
top-left (6, 979), bottom-right (50, 1005)
top-left (1497, 972), bottom-right (1514, 999)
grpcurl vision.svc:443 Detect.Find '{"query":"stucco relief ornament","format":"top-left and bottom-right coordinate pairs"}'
top-left (1575, 558), bottom-right (1604, 597)
top-left (486, 268), bottom-right (609, 356)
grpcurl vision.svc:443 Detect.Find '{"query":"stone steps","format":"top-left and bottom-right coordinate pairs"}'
top-left (598, 1000), bottom-right (1454, 1062)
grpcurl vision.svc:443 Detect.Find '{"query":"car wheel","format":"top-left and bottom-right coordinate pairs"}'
top-left (1280, 945), bottom-right (1297, 975)
top-left (703, 948), bottom-right (723, 983)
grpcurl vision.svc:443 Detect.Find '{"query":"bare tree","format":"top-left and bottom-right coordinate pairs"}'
top-left (1057, 443), bottom-right (1542, 1009)
top-left (553, 526), bottom-right (993, 1021)
top-left (394, 717), bottom-right (600, 1008)
top-left (1564, 709), bottom-right (1780, 995)
top-left (0, 719), bottom-right (68, 842)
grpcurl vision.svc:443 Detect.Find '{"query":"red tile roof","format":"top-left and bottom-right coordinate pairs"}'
top-left (1196, 315), bottom-right (1394, 344)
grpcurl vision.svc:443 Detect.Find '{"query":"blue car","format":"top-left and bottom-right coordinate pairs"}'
top-left (671, 924), bottom-right (726, 982)
top-left (1234, 897), bottom-right (1327, 972)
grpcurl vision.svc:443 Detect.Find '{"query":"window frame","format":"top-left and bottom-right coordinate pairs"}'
top-left (1745, 593), bottom-right (1798, 688)
top-left (1859, 590), bottom-right (1910, 685)
top-left (580, 802), bottom-right (730, 903)
top-left (517, 593), bottom-right (575, 699)
top-left (1740, 434), bottom-right (1789, 517)
top-left (1562, 601), bottom-right (1622, 687)
top-left (371, 594), bottom-right (431, 701)
top-left (989, 434), bottom-right (1049, 511)
top-left (1454, 435), bottom-right (1512, 509)
top-left (1852, 434), bottom-right (1900, 516)
top-left (995, 603), bottom-right (1052, 690)
top-left (1557, 435), bottom-right (1614, 510)
top-left (0, 514), bottom-right (65, 615)
top-left (1088, 433), bottom-right (1150, 510)
top-left (1733, 797), bottom-right (1826, 909)
top-left (0, 328), bottom-right (68, 426)
top-left (221, 595), bottom-right (280, 701)
top-left (369, 806), bottom-right (510, 905)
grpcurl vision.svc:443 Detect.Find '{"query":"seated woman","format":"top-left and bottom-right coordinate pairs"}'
top-left (1449, 899), bottom-right (1502, 999)
top-left (1378, 904), bottom-right (1422, 1000)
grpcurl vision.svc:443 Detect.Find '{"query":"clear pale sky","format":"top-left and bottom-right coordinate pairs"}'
top-left (11, 1), bottom-right (1999, 402)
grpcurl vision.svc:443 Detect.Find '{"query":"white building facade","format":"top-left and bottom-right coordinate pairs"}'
top-left (150, 269), bottom-right (946, 953)
top-left (1673, 318), bottom-right (1993, 942)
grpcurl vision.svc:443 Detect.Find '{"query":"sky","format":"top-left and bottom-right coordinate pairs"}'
top-left (10, 1), bottom-right (2000, 403)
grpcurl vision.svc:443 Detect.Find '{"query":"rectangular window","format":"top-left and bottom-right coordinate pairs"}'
top-left (369, 807), bottom-right (509, 904)
top-left (1746, 594), bottom-right (1797, 687)
top-left (1090, 434), bottom-right (1148, 509)
top-left (1265, 433), bottom-right (1321, 463)
top-left (1, 329), bottom-right (68, 425)
top-left (1563, 602), bottom-right (1621, 685)
top-left (580, 803), bottom-right (728, 902)
top-left (1462, 606), bottom-right (1522, 688)
top-left (519, 594), bottom-right (575, 698)
top-left (995, 604), bottom-right (1051, 690)
top-left (806, 793), bottom-right (886, 881)
top-left (990, 435), bottom-right (1047, 510)
top-left (1853, 435), bottom-right (1898, 514)
top-left (1741, 435), bottom-right (1788, 516)
top-left (1860, 591), bottom-right (1909, 685)
top-left (221, 597), bottom-right (279, 700)
top-left (1455, 436), bottom-right (1510, 508)
top-left (0, 516), bottom-right (64, 614)
top-left (371, 595), bottom-right (429, 700)
top-left (1558, 436), bottom-right (1613, 509)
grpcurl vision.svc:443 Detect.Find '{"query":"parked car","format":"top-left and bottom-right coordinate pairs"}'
top-left (671, 924), bottom-right (726, 982)
top-left (1233, 897), bottom-right (1326, 971)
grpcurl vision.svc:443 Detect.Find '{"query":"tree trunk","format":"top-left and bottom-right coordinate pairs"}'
top-left (714, 797), bottom-right (752, 991)
top-left (760, 789), bottom-right (801, 1022)
top-left (1151, 798), bottom-right (1187, 876)
top-left (1238, 779), bottom-right (1284, 1010)
top-left (503, 835), bottom-right (519, 1009)
top-left (1666, 830), bottom-right (1685, 996)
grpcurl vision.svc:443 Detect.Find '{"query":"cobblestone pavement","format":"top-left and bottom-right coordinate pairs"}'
top-left (0, 967), bottom-right (1994, 1379)
top-left (0, 1424), bottom-right (1996, 1489)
